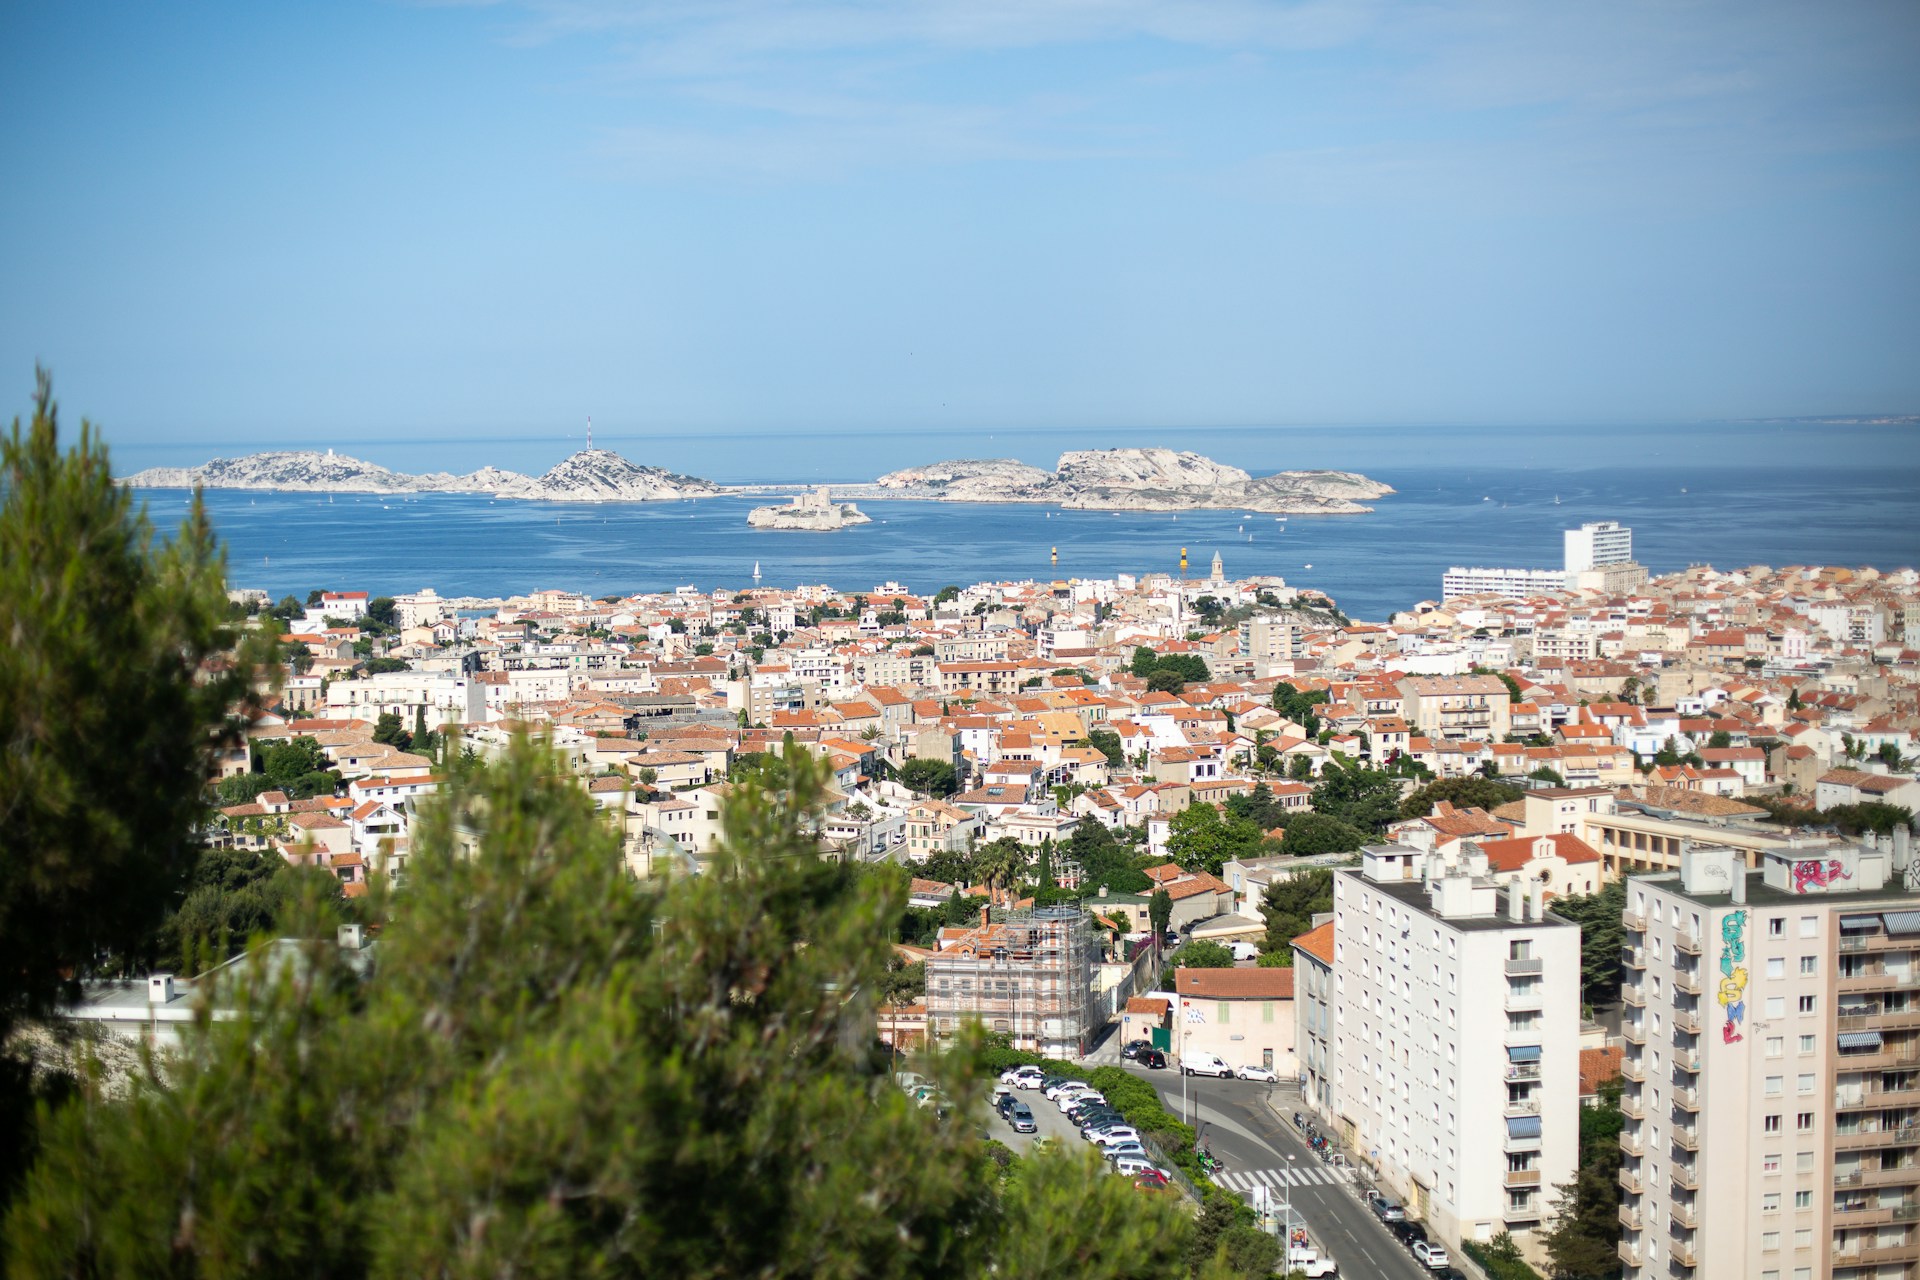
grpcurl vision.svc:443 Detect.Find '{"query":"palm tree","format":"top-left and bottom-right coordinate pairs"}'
top-left (973, 838), bottom-right (1028, 911)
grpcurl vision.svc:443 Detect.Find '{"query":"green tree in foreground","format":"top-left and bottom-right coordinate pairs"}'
top-left (899, 756), bottom-right (959, 797)
top-left (1398, 775), bottom-right (1524, 820)
top-left (1260, 870), bottom-right (1334, 956)
top-left (7, 740), bottom-right (1202, 1278)
top-left (0, 372), bottom-right (272, 1171)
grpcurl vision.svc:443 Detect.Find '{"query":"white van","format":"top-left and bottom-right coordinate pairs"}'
top-left (1182, 1051), bottom-right (1232, 1078)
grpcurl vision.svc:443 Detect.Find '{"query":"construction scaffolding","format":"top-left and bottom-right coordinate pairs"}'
top-left (924, 906), bottom-right (1099, 1059)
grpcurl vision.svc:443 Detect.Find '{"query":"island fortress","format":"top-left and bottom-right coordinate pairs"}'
top-left (120, 445), bottom-right (1392, 515)
top-left (746, 488), bottom-right (871, 531)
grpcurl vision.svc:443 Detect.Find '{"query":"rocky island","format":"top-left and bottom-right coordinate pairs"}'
top-left (747, 488), bottom-right (872, 531)
top-left (874, 447), bottom-right (1393, 513)
top-left (120, 447), bottom-right (721, 503)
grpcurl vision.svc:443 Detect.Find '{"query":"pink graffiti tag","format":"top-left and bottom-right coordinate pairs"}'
top-left (1791, 858), bottom-right (1851, 894)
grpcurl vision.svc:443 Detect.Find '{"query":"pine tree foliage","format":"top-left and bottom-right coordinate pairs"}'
top-left (0, 368), bottom-right (273, 1039)
top-left (7, 740), bottom-right (1199, 1278)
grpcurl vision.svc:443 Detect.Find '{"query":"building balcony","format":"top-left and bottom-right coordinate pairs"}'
top-left (1835, 1165), bottom-right (1920, 1189)
top-left (1506, 1168), bottom-right (1542, 1188)
top-left (1673, 1127), bottom-right (1700, 1153)
top-left (1504, 1198), bottom-right (1542, 1225)
top-left (1674, 1087), bottom-right (1700, 1113)
top-left (1622, 1021), bottom-right (1647, 1046)
top-left (1618, 1205), bottom-right (1642, 1232)
top-left (1506, 988), bottom-right (1544, 1012)
top-left (1618, 1168), bottom-right (1645, 1196)
top-left (1674, 931), bottom-right (1702, 957)
top-left (1674, 1010), bottom-right (1703, 1036)
top-left (1621, 946), bottom-right (1646, 970)
top-left (1838, 1047), bottom-right (1920, 1073)
top-left (1505, 1097), bottom-right (1542, 1118)
top-left (1672, 1203), bottom-right (1697, 1229)
top-left (1506, 1063), bottom-right (1542, 1083)
top-left (1621, 983), bottom-right (1646, 1008)
top-left (1839, 965), bottom-right (1915, 992)
top-left (1837, 1079), bottom-right (1920, 1109)
top-left (1839, 934), bottom-right (1908, 953)
top-left (1620, 1057), bottom-right (1645, 1083)
top-left (1676, 1051), bottom-right (1702, 1075)
top-left (1619, 1131), bottom-right (1644, 1158)
top-left (1836, 1122), bottom-right (1920, 1151)
top-left (1673, 970), bottom-right (1703, 996)
top-left (1832, 1201), bottom-right (1920, 1228)
top-left (1620, 1093), bottom-right (1645, 1120)
top-left (1616, 1241), bottom-right (1642, 1269)
top-left (1673, 1165), bottom-right (1700, 1192)
top-left (1672, 1239), bottom-right (1698, 1268)
top-left (1505, 956), bottom-right (1544, 977)
top-left (1622, 910), bottom-right (1646, 932)
top-left (1835, 1241), bottom-right (1920, 1266)
top-left (1840, 1008), bottom-right (1920, 1033)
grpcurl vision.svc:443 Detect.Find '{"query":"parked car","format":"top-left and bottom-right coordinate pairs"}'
top-left (1137, 1048), bottom-right (1167, 1070)
top-left (1043, 1079), bottom-right (1088, 1101)
top-left (1062, 1097), bottom-right (1110, 1122)
top-left (1111, 1155), bottom-right (1165, 1178)
top-left (1132, 1170), bottom-right (1173, 1192)
top-left (1390, 1221), bottom-right (1428, 1250)
top-left (1000, 1066), bottom-right (1044, 1089)
top-left (1089, 1126), bottom-right (1143, 1148)
top-left (1181, 1052), bottom-right (1233, 1079)
top-left (1008, 1103), bottom-right (1037, 1134)
top-left (1058, 1089), bottom-right (1104, 1113)
top-left (1366, 1190), bottom-right (1406, 1222)
top-left (996, 1092), bottom-right (1021, 1119)
top-left (1410, 1240), bottom-right (1450, 1270)
top-left (1121, 1039), bottom-right (1152, 1060)
top-left (1235, 1063), bottom-right (1279, 1083)
top-left (895, 1071), bottom-right (927, 1093)
top-left (1288, 1251), bottom-right (1338, 1278)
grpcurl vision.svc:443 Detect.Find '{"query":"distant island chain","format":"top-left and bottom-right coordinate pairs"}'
top-left (122, 446), bottom-right (1396, 522)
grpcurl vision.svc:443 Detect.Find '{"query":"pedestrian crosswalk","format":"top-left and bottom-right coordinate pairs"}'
top-left (1212, 1165), bottom-right (1358, 1192)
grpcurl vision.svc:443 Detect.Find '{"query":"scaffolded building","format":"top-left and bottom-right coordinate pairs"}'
top-left (924, 906), bottom-right (1099, 1059)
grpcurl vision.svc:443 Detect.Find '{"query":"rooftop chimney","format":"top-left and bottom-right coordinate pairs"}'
top-left (1732, 870), bottom-right (1747, 906)
top-left (1895, 823), bottom-right (1912, 876)
top-left (1508, 882), bottom-right (1524, 922)
top-left (337, 922), bottom-right (364, 951)
top-left (1529, 878), bottom-right (1545, 922)
top-left (147, 974), bottom-right (175, 1006)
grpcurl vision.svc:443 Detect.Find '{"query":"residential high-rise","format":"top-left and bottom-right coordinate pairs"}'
top-left (1564, 521), bottom-right (1633, 575)
top-left (1327, 845), bottom-right (1581, 1249)
top-left (1615, 834), bottom-right (1920, 1280)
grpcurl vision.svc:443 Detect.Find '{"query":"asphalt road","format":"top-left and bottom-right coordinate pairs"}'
top-left (1129, 1066), bottom-right (1453, 1280)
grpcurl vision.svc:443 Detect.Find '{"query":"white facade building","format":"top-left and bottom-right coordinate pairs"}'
top-left (1565, 521), bottom-right (1633, 575)
top-left (1326, 844), bottom-right (1581, 1249)
top-left (1441, 566), bottom-right (1569, 600)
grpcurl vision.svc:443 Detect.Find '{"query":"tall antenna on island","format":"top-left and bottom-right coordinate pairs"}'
top-left (586, 416), bottom-right (593, 451)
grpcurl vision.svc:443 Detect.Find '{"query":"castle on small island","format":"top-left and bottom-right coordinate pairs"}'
top-left (746, 487), bottom-right (872, 531)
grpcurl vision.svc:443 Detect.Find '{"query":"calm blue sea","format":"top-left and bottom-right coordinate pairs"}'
top-left (123, 422), bottom-right (1920, 622)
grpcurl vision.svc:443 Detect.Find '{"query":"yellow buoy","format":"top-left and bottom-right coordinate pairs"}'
top-left (1051, 546), bottom-right (1058, 565)
top-left (1180, 546), bottom-right (1188, 572)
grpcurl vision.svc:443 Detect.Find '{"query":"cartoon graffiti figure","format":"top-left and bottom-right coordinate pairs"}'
top-left (1718, 969), bottom-right (1748, 1042)
top-left (1791, 858), bottom-right (1852, 894)
top-left (1717, 911), bottom-right (1749, 1045)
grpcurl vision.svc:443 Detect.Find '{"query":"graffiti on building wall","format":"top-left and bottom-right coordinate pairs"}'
top-left (1790, 858), bottom-right (1851, 894)
top-left (1718, 910), bottom-right (1748, 1045)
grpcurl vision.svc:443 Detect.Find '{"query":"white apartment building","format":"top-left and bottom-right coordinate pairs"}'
top-left (1615, 836), bottom-right (1920, 1280)
top-left (1325, 844), bottom-right (1581, 1249)
top-left (1442, 566), bottom-right (1569, 601)
top-left (1565, 520), bottom-right (1633, 574)
top-left (325, 670), bottom-right (485, 730)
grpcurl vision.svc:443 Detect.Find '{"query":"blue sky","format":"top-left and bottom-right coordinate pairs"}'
top-left (2, 0), bottom-right (1917, 447)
